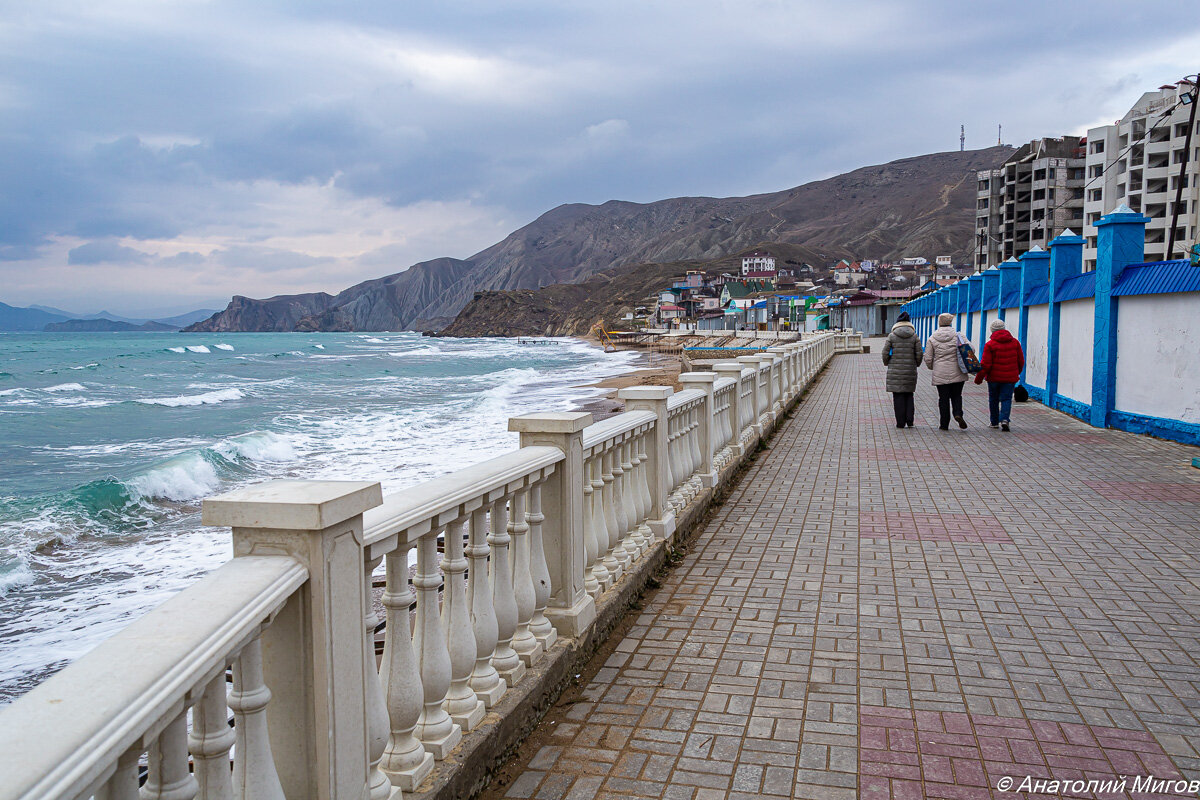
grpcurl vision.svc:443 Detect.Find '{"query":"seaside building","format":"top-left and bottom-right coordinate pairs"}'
top-left (1083, 80), bottom-right (1200, 269)
top-left (975, 136), bottom-right (1087, 271)
top-left (740, 251), bottom-right (776, 275)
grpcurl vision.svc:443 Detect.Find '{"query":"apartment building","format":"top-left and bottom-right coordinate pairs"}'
top-left (1084, 80), bottom-right (1199, 269)
top-left (975, 137), bottom-right (1087, 271)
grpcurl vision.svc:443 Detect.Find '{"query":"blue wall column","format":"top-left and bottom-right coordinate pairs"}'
top-left (1045, 231), bottom-right (1084, 410)
top-left (954, 281), bottom-right (968, 331)
top-left (981, 266), bottom-right (1001, 343)
top-left (1092, 207), bottom-right (1149, 428)
top-left (997, 257), bottom-right (1021, 323)
top-left (1016, 248), bottom-right (1050, 387)
top-left (965, 274), bottom-right (984, 342)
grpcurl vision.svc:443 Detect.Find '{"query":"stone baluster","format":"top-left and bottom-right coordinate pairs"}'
top-left (633, 429), bottom-right (655, 546)
top-left (610, 448), bottom-right (635, 571)
top-left (736, 356), bottom-right (764, 439)
top-left (526, 482), bottom-right (558, 650)
top-left (413, 528), bottom-right (463, 758)
top-left (619, 438), bottom-right (645, 559)
top-left (466, 507), bottom-right (506, 707)
top-left (229, 636), bottom-right (286, 800)
top-left (669, 411), bottom-right (687, 504)
top-left (687, 403), bottom-right (702, 485)
top-left (608, 444), bottom-right (633, 569)
top-left (488, 499), bottom-right (525, 686)
top-left (362, 556), bottom-right (391, 800)
top-left (510, 490), bottom-right (545, 666)
top-left (618, 387), bottom-right (677, 544)
top-left (190, 672), bottom-right (235, 800)
top-left (141, 710), bottom-right (197, 800)
top-left (380, 548), bottom-right (434, 792)
top-left (95, 748), bottom-right (141, 800)
top-left (203, 480), bottom-right (383, 800)
top-left (583, 455), bottom-right (609, 594)
top-left (679, 373), bottom-right (716, 489)
top-left (442, 518), bottom-right (484, 731)
top-left (713, 364), bottom-right (744, 459)
top-left (509, 412), bottom-right (597, 638)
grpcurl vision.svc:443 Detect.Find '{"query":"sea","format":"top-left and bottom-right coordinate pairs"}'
top-left (0, 331), bottom-right (639, 703)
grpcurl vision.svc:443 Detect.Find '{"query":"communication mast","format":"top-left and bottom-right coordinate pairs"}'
top-left (960, 125), bottom-right (965, 152)
top-left (997, 124), bottom-right (1002, 145)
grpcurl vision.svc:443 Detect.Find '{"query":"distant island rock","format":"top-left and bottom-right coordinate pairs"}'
top-left (44, 319), bottom-right (179, 332)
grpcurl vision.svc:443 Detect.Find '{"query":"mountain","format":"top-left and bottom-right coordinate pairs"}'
top-left (0, 303), bottom-right (69, 331)
top-left (154, 309), bottom-right (220, 327)
top-left (24, 305), bottom-right (219, 328)
top-left (43, 319), bottom-right (179, 332)
top-left (188, 146), bottom-right (1011, 333)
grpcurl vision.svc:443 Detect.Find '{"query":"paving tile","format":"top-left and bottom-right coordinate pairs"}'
top-left (486, 348), bottom-right (1200, 799)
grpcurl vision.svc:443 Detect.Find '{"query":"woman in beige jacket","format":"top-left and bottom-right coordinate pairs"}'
top-left (923, 313), bottom-right (969, 430)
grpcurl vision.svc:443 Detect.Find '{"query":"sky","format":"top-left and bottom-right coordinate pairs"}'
top-left (1, 1), bottom-right (1198, 317)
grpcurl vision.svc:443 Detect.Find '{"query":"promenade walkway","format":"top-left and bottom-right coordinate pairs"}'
top-left (491, 349), bottom-right (1200, 799)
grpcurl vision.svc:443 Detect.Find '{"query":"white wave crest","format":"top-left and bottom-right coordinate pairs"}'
top-left (214, 344), bottom-right (235, 351)
top-left (167, 346), bottom-right (186, 353)
top-left (312, 344), bottom-right (325, 349)
top-left (0, 388), bottom-right (24, 397)
top-left (185, 345), bottom-right (211, 354)
top-left (43, 383), bottom-right (86, 393)
top-left (0, 557), bottom-right (34, 596)
top-left (213, 432), bottom-right (297, 463)
top-left (126, 454), bottom-right (221, 502)
top-left (361, 337), bottom-right (387, 344)
top-left (70, 363), bottom-right (100, 370)
top-left (136, 388), bottom-right (244, 407)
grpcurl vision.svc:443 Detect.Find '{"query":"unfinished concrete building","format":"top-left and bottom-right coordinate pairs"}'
top-left (974, 137), bottom-right (1087, 271)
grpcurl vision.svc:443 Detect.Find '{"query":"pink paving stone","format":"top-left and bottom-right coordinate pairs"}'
top-left (1085, 480), bottom-right (1200, 503)
top-left (859, 774), bottom-right (891, 799)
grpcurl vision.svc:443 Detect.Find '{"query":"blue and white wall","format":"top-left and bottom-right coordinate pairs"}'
top-left (903, 209), bottom-right (1200, 446)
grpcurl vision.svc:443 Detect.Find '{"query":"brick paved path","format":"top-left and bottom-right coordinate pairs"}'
top-left (496, 352), bottom-right (1200, 800)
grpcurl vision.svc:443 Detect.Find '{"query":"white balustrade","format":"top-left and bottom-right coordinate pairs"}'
top-left (0, 336), bottom-right (846, 800)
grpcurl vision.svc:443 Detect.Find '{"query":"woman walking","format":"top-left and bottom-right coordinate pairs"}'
top-left (974, 318), bottom-right (1025, 431)
top-left (923, 313), bottom-right (969, 430)
top-left (882, 311), bottom-right (922, 428)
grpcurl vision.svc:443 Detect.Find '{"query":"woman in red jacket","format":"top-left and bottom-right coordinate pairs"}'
top-left (974, 318), bottom-right (1025, 431)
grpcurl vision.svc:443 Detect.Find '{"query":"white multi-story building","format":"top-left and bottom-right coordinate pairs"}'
top-left (975, 137), bottom-right (1086, 271)
top-left (1084, 80), bottom-right (1199, 269)
top-left (740, 251), bottom-right (776, 275)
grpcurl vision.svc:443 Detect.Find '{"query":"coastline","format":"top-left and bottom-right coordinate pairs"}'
top-left (573, 347), bottom-right (680, 421)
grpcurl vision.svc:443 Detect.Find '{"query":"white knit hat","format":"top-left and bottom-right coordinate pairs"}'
top-left (990, 319), bottom-right (1006, 332)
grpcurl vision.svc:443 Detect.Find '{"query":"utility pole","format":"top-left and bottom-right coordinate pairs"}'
top-left (1166, 74), bottom-right (1198, 260)
top-left (997, 124), bottom-right (1002, 146)
top-left (960, 125), bottom-right (965, 152)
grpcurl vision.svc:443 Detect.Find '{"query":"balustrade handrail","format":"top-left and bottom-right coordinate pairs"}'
top-left (580, 409), bottom-right (656, 450)
top-left (0, 556), bottom-right (307, 800)
top-left (665, 388), bottom-right (705, 411)
top-left (363, 446), bottom-right (564, 549)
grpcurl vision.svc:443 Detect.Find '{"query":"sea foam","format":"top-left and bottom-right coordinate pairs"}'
top-left (185, 345), bottom-right (211, 354)
top-left (136, 388), bottom-right (244, 407)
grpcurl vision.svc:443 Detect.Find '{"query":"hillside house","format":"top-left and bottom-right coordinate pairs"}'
top-left (740, 252), bottom-right (776, 275)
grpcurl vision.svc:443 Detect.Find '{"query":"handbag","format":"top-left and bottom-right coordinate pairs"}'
top-left (955, 333), bottom-right (982, 374)
top-left (1014, 384), bottom-right (1029, 403)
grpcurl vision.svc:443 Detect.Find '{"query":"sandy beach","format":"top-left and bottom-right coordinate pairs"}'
top-left (574, 349), bottom-right (681, 421)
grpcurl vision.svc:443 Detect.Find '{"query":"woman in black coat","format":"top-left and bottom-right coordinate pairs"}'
top-left (882, 311), bottom-right (923, 428)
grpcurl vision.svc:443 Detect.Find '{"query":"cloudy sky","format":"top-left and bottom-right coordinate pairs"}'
top-left (2, 1), bottom-right (1197, 316)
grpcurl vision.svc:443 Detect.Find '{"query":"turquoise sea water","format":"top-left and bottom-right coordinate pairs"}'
top-left (0, 331), bottom-right (637, 701)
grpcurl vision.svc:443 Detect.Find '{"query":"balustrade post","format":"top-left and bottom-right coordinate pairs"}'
top-left (441, 517), bottom-right (486, 731)
top-left (510, 491), bottom-right (545, 666)
top-left (231, 636), bottom-right (288, 800)
top-left (379, 548), bottom-right (435, 791)
top-left (190, 672), bottom-right (235, 800)
top-left (204, 480), bottom-right (383, 800)
top-left (617, 387), bottom-right (677, 542)
top-left (467, 507), bottom-right (506, 707)
top-left (585, 456), bottom-right (613, 593)
top-left (509, 412), bottom-right (597, 638)
top-left (526, 484), bottom-right (558, 651)
top-left (712, 364), bottom-right (744, 458)
top-left (142, 711), bottom-right (197, 800)
top-left (678, 373), bottom-right (717, 488)
top-left (488, 499), bottom-right (524, 687)
top-left (362, 555), bottom-right (390, 800)
top-left (768, 346), bottom-right (788, 405)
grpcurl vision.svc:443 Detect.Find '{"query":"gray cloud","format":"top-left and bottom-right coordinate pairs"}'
top-left (67, 241), bottom-right (152, 265)
top-left (0, 0), bottom-right (1197, 314)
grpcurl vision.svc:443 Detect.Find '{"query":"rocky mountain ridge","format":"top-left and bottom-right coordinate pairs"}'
top-left (187, 146), bottom-right (1011, 333)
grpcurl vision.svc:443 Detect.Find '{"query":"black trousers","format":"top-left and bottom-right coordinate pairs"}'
top-left (891, 392), bottom-right (914, 426)
top-left (936, 382), bottom-right (964, 429)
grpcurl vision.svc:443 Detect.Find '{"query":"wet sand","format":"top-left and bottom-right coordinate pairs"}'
top-left (573, 350), bottom-right (681, 421)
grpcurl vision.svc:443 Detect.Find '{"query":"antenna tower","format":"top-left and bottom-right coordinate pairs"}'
top-left (997, 124), bottom-right (1002, 146)
top-left (960, 125), bottom-right (965, 152)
